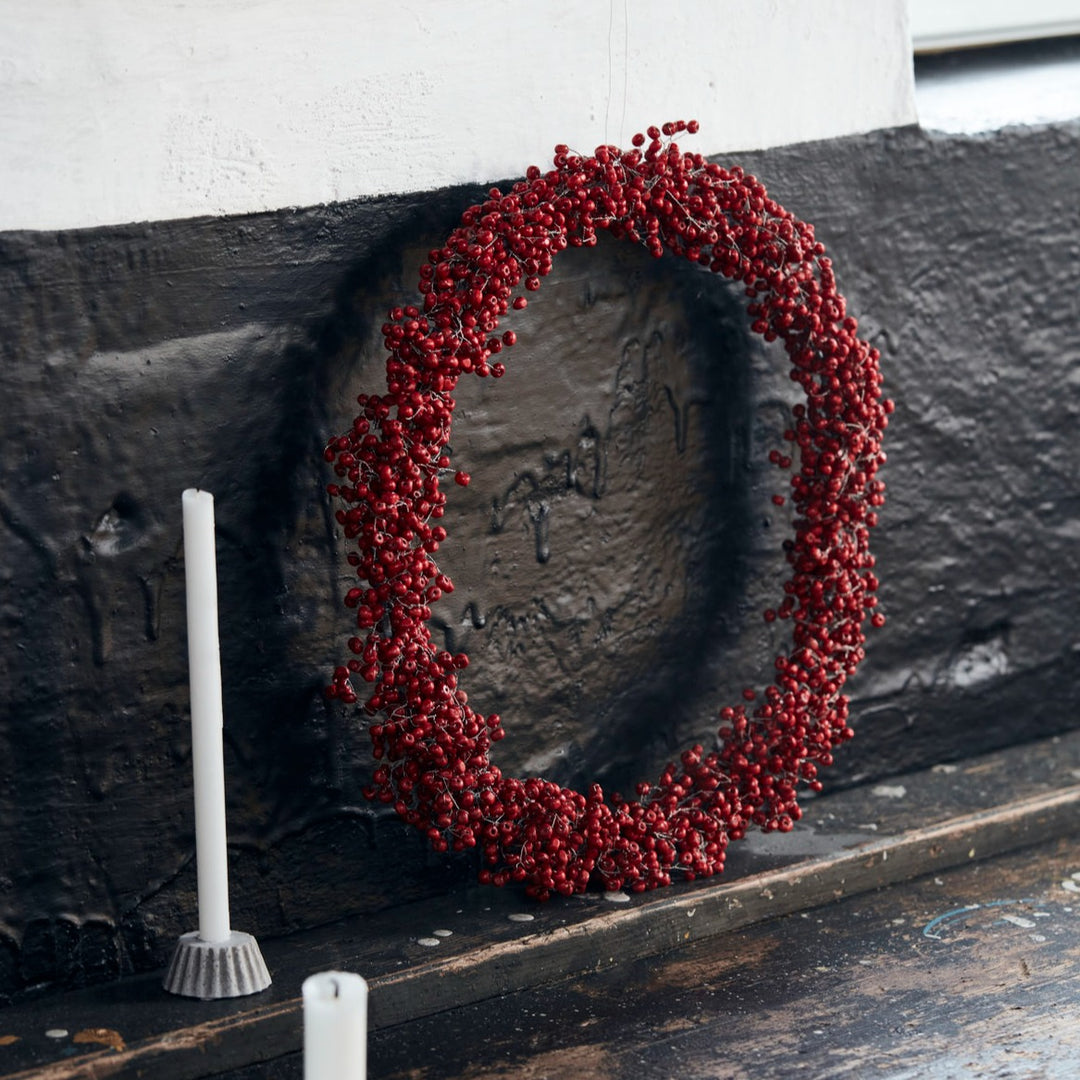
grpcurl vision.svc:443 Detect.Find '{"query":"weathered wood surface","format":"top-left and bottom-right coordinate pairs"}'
top-left (361, 835), bottom-right (1080, 1079)
top-left (1, 731), bottom-right (1079, 1079)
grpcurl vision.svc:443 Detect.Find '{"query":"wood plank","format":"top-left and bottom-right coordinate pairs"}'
top-left (2, 731), bottom-right (1079, 1079)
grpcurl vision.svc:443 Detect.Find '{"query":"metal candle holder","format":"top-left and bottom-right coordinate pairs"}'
top-left (164, 930), bottom-right (271, 999)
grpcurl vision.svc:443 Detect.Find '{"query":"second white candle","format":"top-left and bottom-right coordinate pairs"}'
top-left (304, 971), bottom-right (368, 1080)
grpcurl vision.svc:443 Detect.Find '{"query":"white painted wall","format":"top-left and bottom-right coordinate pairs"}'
top-left (0, 0), bottom-right (916, 232)
top-left (910, 0), bottom-right (1080, 52)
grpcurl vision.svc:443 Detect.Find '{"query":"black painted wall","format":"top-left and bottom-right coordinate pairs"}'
top-left (1, 122), bottom-right (1078, 999)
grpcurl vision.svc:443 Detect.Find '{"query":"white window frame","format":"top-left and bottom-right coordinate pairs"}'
top-left (910, 0), bottom-right (1080, 53)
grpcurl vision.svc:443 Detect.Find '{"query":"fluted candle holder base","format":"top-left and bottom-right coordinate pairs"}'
top-left (163, 930), bottom-right (272, 999)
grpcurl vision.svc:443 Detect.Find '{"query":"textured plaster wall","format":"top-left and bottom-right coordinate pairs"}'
top-left (1, 121), bottom-right (1079, 998)
top-left (0, 0), bottom-right (915, 230)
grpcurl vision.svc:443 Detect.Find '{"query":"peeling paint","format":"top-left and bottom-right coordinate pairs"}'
top-left (72, 1028), bottom-right (125, 1053)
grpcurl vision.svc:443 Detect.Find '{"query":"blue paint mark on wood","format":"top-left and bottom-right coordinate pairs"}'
top-left (923, 898), bottom-right (1037, 940)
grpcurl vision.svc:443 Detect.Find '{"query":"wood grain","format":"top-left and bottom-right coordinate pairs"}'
top-left (2, 730), bottom-right (1078, 1079)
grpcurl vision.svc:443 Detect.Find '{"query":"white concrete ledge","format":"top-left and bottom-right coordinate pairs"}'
top-left (0, 0), bottom-right (915, 231)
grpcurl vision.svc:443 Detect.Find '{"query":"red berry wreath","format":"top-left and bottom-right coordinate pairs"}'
top-left (324, 121), bottom-right (891, 899)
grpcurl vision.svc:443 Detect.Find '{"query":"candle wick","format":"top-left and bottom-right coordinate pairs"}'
top-left (331, 977), bottom-right (340, 998)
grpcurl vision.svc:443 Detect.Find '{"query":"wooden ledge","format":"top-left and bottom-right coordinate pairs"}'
top-left (3, 730), bottom-right (1080, 1079)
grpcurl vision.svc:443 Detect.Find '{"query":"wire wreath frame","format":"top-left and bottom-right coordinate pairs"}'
top-left (324, 120), bottom-right (891, 899)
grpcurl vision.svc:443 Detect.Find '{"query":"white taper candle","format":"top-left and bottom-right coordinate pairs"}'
top-left (182, 488), bottom-right (232, 944)
top-left (303, 971), bottom-right (368, 1080)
